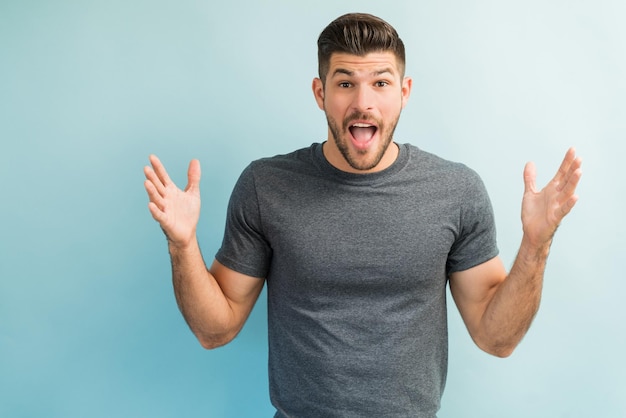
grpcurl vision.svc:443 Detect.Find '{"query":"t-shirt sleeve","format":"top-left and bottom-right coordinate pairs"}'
top-left (446, 168), bottom-right (499, 275)
top-left (215, 163), bottom-right (272, 279)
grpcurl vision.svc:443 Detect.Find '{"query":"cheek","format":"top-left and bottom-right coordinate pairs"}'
top-left (323, 101), bottom-right (346, 120)
top-left (381, 98), bottom-right (403, 117)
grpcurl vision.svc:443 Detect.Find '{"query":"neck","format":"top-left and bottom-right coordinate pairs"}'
top-left (322, 140), bottom-right (399, 174)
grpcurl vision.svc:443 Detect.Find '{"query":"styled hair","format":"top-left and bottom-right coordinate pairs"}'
top-left (317, 13), bottom-right (406, 83)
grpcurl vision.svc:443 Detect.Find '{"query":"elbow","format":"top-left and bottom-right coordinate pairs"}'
top-left (484, 345), bottom-right (515, 358)
top-left (198, 338), bottom-right (227, 350)
top-left (473, 334), bottom-right (519, 358)
top-left (188, 317), bottom-right (242, 350)
top-left (196, 330), bottom-right (237, 350)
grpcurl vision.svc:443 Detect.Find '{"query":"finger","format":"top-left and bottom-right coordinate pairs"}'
top-left (147, 201), bottom-right (166, 224)
top-left (556, 154), bottom-right (582, 195)
top-left (556, 161), bottom-right (582, 218)
top-left (144, 179), bottom-right (166, 211)
top-left (552, 147), bottom-right (577, 187)
top-left (184, 159), bottom-right (201, 193)
top-left (144, 165), bottom-right (166, 196)
top-left (558, 193), bottom-right (580, 219)
top-left (563, 155), bottom-right (582, 184)
top-left (559, 165), bottom-right (582, 202)
top-left (523, 161), bottom-right (537, 194)
top-left (149, 154), bottom-right (174, 187)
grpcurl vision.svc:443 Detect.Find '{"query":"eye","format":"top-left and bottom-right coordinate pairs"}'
top-left (338, 82), bottom-right (352, 88)
top-left (375, 81), bottom-right (389, 87)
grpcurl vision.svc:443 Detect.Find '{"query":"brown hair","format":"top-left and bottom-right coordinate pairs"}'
top-left (317, 13), bottom-right (406, 83)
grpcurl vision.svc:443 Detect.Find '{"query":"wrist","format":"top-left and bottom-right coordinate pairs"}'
top-left (519, 234), bottom-right (552, 260)
top-left (167, 234), bottom-right (198, 254)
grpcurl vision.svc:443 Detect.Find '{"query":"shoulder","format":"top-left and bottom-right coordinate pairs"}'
top-left (403, 144), bottom-right (485, 189)
top-left (247, 143), bottom-right (320, 176)
top-left (233, 143), bottom-right (324, 196)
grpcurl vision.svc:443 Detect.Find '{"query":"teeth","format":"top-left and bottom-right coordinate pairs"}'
top-left (352, 123), bottom-right (373, 128)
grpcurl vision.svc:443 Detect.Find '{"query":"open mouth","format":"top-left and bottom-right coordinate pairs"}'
top-left (348, 122), bottom-right (378, 148)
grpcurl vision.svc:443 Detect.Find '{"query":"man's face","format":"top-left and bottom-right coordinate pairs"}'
top-left (313, 51), bottom-right (412, 173)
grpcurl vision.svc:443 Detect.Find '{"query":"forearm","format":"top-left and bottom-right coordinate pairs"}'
top-left (458, 148), bottom-right (581, 357)
top-left (168, 239), bottom-right (237, 348)
top-left (479, 236), bottom-right (551, 357)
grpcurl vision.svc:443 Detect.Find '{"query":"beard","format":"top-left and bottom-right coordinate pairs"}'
top-left (326, 110), bottom-right (400, 171)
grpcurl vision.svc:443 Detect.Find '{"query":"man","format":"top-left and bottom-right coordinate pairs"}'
top-left (144, 13), bottom-right (582, 417)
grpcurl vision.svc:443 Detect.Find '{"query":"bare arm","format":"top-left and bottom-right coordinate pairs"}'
top-left (450, 148), bottom-right (582, 357)
top-left (144, 155), bottom-right (264, 349)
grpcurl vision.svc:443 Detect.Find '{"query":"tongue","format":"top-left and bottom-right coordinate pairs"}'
top-left (351, 126), bottom-right (376, 143)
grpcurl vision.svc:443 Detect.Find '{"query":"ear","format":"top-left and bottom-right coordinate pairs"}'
top-left (401, 76), bottom-right (413, 109)
top-left (312, 77), bottom-right (325, 110)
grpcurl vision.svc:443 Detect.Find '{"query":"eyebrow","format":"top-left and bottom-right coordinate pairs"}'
top-left (331, 67), bottom-right (395, 78)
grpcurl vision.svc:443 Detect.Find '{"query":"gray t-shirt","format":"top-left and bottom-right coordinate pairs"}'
top-left (216, 143), bottom-right (498, 417)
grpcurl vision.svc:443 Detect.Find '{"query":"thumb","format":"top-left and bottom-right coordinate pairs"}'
top-left (185, 159), bottom-right (201, 192)
top-left (523, 161), bottom-right (536, 194)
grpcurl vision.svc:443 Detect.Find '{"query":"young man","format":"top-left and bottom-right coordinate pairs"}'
top-left (144, 13), bottom-right (582, 417)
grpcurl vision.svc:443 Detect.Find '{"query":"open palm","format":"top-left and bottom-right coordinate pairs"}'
top-left (144, 155), bottom-right (201, 248)
top-left (521, 148), bottom-right (582, 247)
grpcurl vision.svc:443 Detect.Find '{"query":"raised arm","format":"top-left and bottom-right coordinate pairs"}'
top-left (449, 148), bottom-right (582, 357)
top-left (144, 155), bottom-right (264, 349)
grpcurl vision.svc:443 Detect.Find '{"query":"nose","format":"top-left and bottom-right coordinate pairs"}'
top-left (352, 85), bottom-right (374, 112)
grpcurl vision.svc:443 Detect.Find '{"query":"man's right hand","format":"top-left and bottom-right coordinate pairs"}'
top-left (144, 155), bottom-right (201, 249)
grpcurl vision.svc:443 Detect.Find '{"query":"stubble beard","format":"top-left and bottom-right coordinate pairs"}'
top-left (326, 111), bottom-right (400, 171)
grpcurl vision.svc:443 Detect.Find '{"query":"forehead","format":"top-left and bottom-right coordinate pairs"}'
top-left (327, 51), bottom-right (401, 77)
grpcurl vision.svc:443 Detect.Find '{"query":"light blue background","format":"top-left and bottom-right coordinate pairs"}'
top-left (1, 1), bottom-right (624, 417)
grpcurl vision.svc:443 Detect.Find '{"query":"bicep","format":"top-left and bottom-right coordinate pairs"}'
top-left (209, 259), bottom-right (265, 327)
top-left (449, 256), bottom-right (507, 336)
